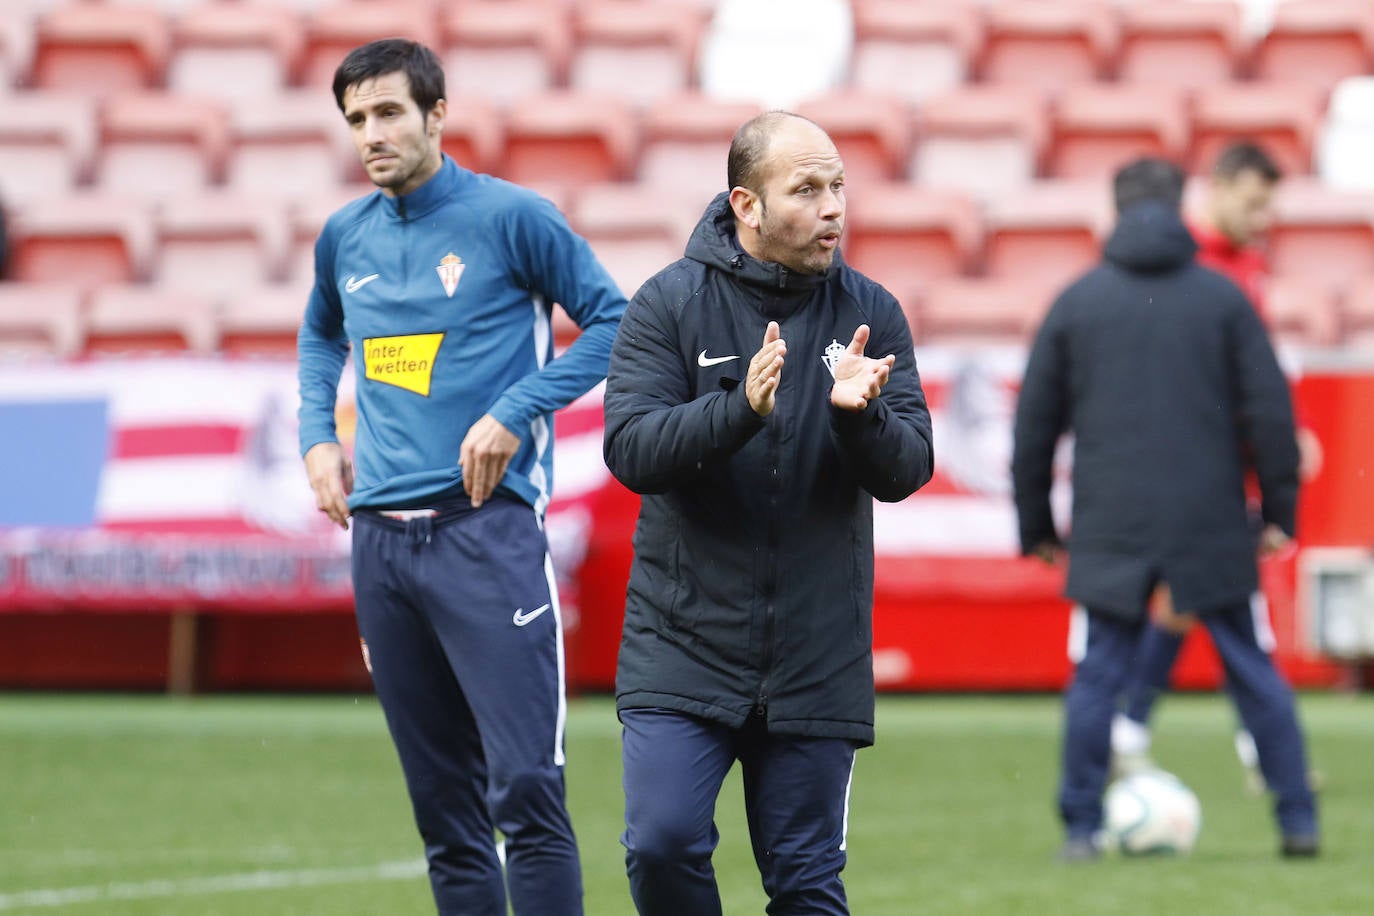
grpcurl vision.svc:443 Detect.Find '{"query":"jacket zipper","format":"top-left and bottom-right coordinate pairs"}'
top-left (755, 314), bottom-right (783, 718)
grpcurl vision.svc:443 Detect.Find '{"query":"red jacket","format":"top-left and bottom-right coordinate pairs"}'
top-left (1189, 220), bottom-right (1269, 324)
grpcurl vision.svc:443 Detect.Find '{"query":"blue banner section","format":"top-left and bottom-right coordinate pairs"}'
top-left (0, 400), bottom-right (109, 527)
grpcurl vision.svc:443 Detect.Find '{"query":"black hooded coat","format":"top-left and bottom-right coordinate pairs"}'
top-left (1012, 201), bottom-right (1299, 620)
top-left (603, 193), bottom-right (934, 745)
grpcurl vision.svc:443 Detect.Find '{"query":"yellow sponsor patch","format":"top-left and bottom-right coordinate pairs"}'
top-left (362, 333), bottom-right (444, 396)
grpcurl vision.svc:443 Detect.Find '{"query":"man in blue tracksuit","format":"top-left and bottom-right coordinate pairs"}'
top-left (297, 40), bottom-right (625, 915)
top-left (1012, 158), bottom-right (1318, 862)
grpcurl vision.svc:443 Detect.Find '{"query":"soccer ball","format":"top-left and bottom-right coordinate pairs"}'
top-left (1102, 768), bottom-right (1202, 856)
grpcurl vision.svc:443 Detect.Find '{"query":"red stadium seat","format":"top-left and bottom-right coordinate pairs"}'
top-left (570, 1), bottom-right (705, 109)
top-left (497, 91), bottom-right (638, 187)
top-left (440, 0), bottom-right (571, 107)
top-left (1263, 275), bottom-right (1343, 348)
top-left (850, 1), bottom-right (983, 104)
top-left (299, 1), bottom-right (438, 90)
top-left (637, 92), bottom-right (761, 202)
top-left (0, 283), bottom-right (85, 359)
top-left (85, 284), bottom-right (219, 356)
top-left (795, 91), bottom-right (913, 190)
top-left (1048, 85), bottom-right (1189, 181)
top-left (1339, 275), bottom-right (1374, 344)
top-left (169, 3), bottom-right (304, 104)
top-left (983, 180), bottom-right (1109, 291)
top-left (912, 84), bottom-right (1049, 197)
top-left (1267, 179), bottom-right (1374, 286)
top-left (843, 184), bottom-right (981, 296)
top-left (95, 92), bottom-right (229, 200)
top-left (218, 282), bottom-right (309, 357)
top-left (226, 91), bottom-right (356, 199)
top-left (980, 0), bottom-right (1117, 91)
top-left (1252, 1), bottom-right (1374, 97)
top-left (918, 277), bottom-right (1059, 345)
top-left (570, 182), bottom-right (696, 303)
top-left (31, 4), bottom-right (170, 97)
top-left (438, 94), bottom-right (503, 176)
top-left (1117, 2), bottom-right (1243, 89)
top-left (1189, 83), bottom-right (1322, 177)
top-left (0, 8), bottom-right (35, 91)
top-left (153, 193), bottom-right (291, 298)
top-left (9, 194), bottom-right (155, 287)
top-left (0, 91), bottom-right (97, 204)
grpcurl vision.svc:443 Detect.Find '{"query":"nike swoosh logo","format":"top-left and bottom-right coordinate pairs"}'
top-left (697, 349), bottom-right (740, 368)
top-left (512, 603), bottom-right (551, 627)
top-left (345, 273), bottom-right (379, 293)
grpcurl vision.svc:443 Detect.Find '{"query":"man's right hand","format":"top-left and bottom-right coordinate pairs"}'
top-left (746, 321), bottom-right (786, 417)
top-left (304, 442), bottom-right (353, 530)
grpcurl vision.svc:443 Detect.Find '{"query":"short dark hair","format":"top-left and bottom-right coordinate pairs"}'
top-left (1113, 157), bottom-right (1186, 213)
top-left (332, 38), bottom-right (445, 116)
top-left (1213, 141), bottom-right (1282, 183)
top-left (727, 110), bottom-right (819, 194)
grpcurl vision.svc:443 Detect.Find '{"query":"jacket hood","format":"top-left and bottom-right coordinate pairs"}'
top-left (684, 192), bottom-right (835, 294)
top-left (1102, 200), bottom-right (1199, 274)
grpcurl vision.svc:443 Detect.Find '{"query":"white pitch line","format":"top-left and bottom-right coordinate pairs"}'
top-left (0, 859), bottom-right (427, 911)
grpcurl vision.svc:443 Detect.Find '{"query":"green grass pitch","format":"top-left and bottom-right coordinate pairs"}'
top-left (1, 692), bottom-right (1370, 914)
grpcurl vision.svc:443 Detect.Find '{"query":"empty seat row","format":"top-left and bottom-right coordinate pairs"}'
top-left (0, 280), bottom-right (305, 359)
top-left (0, 81), bottom-right (1333, 210)
top-left (903, 273), bottom-right (1367, 349)
top-left (10, 177), bottom-right (1374, 315)
top-left (2, 268), bottom-right (1370, 360)
top-left (4, 0), bottom-right (710, 106)
top-left (6, 0), bottom-right (1372, 106)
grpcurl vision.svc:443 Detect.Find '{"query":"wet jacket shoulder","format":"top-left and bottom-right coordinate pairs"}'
top-left (604, 193), bottom-right (934, 745)
top-left (1012, 201), bottom-right (1298, 619)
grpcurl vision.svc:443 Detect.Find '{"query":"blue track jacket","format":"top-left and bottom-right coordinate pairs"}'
top-left (298, 156), bottom-right (626, 512)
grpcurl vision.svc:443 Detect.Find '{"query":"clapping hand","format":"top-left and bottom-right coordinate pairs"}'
top-left (829, 324), bottom-right (894, 412)
top-left (747, 321), bottom-right (787, 417)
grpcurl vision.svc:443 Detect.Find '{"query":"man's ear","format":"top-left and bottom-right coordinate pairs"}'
top-left (428, 98), bottom-right (447, 138)
top-left (729, 186), bottom-right (760, 230)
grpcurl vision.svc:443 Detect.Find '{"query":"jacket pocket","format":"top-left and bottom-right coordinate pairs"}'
top-left (664, 512), bottom-right (686, 630)
top-left (850, 523), bottom-right (871, 647)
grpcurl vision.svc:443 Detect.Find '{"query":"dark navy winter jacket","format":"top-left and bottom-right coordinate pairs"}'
top-left (604, 193), bottom-right (934, 745)
top-left (1012, 200), bottom-right (1299, 620)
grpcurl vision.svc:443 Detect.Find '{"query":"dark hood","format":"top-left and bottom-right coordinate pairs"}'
top-left (684, 192), bottom-right (836, 296)
top-left (1102, 200), bottom-right (1199, 274)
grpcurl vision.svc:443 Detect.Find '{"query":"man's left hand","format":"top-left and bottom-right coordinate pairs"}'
top-left (1258, 523), bottom-right (1293, 560)
top-left (460, 414), bottom-right (520, 508)
top-left (830, 324), bottom-right (895, 412)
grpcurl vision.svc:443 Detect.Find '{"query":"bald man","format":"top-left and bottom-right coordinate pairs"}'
top-left (602, 112), bottom-right (934, 915)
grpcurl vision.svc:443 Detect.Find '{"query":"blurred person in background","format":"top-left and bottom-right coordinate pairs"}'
top-left (297, 38), bottom-right (626, 915)
top-left (1191, 141), bottom-right (1281, 311)
top-left (1013, 157), bottom-right (1319, 862)
top-left (1111, 142), bottom-right (1322, 794)
top-left (602, 111), bottom-right (933, 915)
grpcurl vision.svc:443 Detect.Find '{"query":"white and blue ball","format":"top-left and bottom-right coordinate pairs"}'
top-left (1102, 768), bottom-right (1202, 856)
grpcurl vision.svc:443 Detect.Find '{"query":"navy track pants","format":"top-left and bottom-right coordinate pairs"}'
top-left (1060, 600), bottom-right (1317, 841)
top-left (620, 707), bottom-right (856, 916)
top-left (352, 497), bottom-right (581, 916)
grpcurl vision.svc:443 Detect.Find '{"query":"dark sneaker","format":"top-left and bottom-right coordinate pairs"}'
top-left (1281, 835), bottom-right (1320, 858)
top-left (1057, 837), bottom-right (1102, 863)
